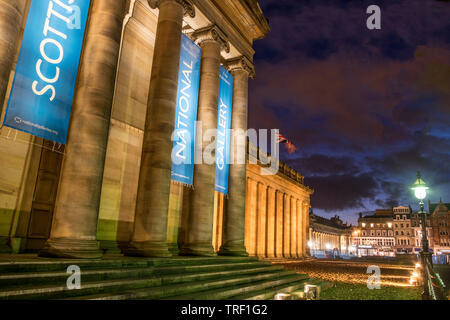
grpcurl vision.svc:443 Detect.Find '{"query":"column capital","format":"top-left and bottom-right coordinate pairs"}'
top-left (226, 56), bottom-right (255, 78)
top-left (148, 0), bottom-right (195, 18)
top-left (192, 25), bottom-right (230, 53)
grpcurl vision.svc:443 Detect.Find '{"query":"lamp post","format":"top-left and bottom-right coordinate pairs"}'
top-left (410, 171), bottom-right (431, 299)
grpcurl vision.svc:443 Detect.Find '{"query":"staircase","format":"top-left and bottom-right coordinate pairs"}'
top-left (0, 255), bottom-right (312, 300)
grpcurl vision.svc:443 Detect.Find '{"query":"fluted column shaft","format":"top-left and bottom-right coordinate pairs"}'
top-left (303, 203), bottom-right (309, 255)
top-left (39, 0), bottom-right (127, 259)
top-left (0, 0), bottom-right (26, 116)
top-left (180, 26), bottom-right (227, 256)
top-left (219, 57), bottom-right (253, 256)
top-left (125, 0), bottom-right (194, 257)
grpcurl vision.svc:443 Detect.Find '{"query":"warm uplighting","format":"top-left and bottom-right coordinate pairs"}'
top-left (325, 243), bottom-right (331, 249)
top-left (307, 241), bottom-right (313, 248)
top-left (415, 263), bottom-right (421, 269)
top-left (361, 223), bottom-right (366, 227)
top-left (370, 223), bottom-right (374, 228)
top-left (387, 222), bottom-right (392, 228)
top-left (412, 271), bottom-right (419, 278)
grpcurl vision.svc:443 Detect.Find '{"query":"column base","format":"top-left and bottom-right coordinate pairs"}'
top-left (99, 240), bottom-right (128, 255)
top-left (38, 238), bottom-right (103, 259)
top-left (179, 242), bottom-right (216, 257)
top-left (218, 241), bottom-right (248, 257)
top-left (167, 243), bottom-right (180, 255)
top-left (0, 236), bottom-right (12, 253)
top-left (123, 241), bottom-right (172, 258)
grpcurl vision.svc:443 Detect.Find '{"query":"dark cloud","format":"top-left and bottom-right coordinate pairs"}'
top-left (285, 154), bottom-right (360, 176)
top-left (369, 33), bottom-right (416, 60)
top-left (249, 0), bottom-right (450, 223)
top-left (306, 173), bottom-right (379, 211)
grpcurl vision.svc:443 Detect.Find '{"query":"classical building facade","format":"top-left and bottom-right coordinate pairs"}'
top-left (308, 212), bottom-right (351, 257)
top-left (0, 0), bottom-right (313, 260)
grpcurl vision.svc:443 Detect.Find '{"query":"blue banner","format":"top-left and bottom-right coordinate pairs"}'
top-left (3, 0), bottom-right (90, 144)
top-left (215, 66), bottom-right (233, 194)
top-left (171, 34), bottom-right (201, 185)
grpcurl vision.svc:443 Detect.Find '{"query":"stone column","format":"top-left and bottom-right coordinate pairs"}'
top-left (256, 183), bottom-right (267, 257)
top-left (266, 187), bottom-right (276, 258)
top-left (290, 196), bottom-right (297, 258)
top-left (275, 191), bottom-right (284, 258)
top-left (243, 178), bottom-right (256, 256)
top-left (304, 202), bottom-right (310, 255)
top-left (283, 194), bottom-right (291, 258)
top-left (39, 0), bottom-right (128, 259)
top-left (0, 0), bottom-right (26, 116)
top-left (180, 25), bottom-right (229, 256)
top-left (219, 56), bottom-right (254, 257)
top-left (124, 0), bottom-right (195, 257)
top-left (296, 199), bottom-right (301, 257)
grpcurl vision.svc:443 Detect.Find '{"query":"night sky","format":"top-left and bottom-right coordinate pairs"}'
top-left (249, 0), bottom-right (450, 225)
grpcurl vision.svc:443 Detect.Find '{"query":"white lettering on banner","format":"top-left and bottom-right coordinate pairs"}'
top-left (216, 98), bottom-right (228, 170)
top-left (175, 60), bottom-right (194, 162)
top-left (32, 0), bottom-right (78, 102)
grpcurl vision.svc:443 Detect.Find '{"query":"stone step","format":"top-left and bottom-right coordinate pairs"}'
top-left (227, 277), bottom-right (310, 300)
top-left (65, 270), bottom-right (298, 300)
top-left (0, 256), bottom-right (257, 273)
top-left (0, 265), bottom-right (287, 300)
top-left (0, 261), bottom-right (272, 287)
top-left (164, 273), bottom-right (307, 300)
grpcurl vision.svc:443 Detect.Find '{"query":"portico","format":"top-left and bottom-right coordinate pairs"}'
top-left (0, 0), bottom-right (312, 261)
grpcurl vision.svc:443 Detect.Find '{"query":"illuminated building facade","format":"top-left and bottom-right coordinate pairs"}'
top-left (393, 206), bottom-right (414, 254)
top-left (352, 210), bottom-right (395, 257)
top-left (0, 0), bottom-right (314, 262)
top-left (429, 200), bottom-right (450, 260)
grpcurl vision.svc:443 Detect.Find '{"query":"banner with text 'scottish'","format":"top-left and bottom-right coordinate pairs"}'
top-left (3, 0), bottom-right (90, 144)
top-left (171, 34), bottom-right (201, 186)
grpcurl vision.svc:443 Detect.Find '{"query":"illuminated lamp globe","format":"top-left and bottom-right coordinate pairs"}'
top-left (410, 171), bottom-right (428, 200)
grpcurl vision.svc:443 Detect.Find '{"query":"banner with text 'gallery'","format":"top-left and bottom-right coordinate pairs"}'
top-left (171, 34), bottom-right (201, 185)
top-left (214, 66), bottom-right (233, 194)
top-left (3, 0), bottom-right (90, 144)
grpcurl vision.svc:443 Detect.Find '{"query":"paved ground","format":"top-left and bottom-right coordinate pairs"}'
top-left (272, 259), bottom-right (416, 287)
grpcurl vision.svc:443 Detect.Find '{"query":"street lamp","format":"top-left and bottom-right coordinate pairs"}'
top-left (410, 171), bottom-right (431, 299)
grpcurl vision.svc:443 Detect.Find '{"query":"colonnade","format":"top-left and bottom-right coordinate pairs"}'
top-left (242, 175), bottom-right (310, 258)
top-left (0, 0), bottom-right (255, 258)
top-left (309, 230), bottom-right (341, 251)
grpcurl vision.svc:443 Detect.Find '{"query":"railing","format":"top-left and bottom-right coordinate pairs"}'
top-left (424, 258), bottom-right (447, 300)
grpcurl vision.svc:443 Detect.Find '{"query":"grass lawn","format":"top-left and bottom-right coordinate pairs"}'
top-left (320, 282), bottom-right (422, 300)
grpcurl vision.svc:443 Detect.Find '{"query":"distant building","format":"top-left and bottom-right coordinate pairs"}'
top-left (308, 211), bottom-right (352, 258)
top-left (352, 209), bottom-right (395, 257)
top-left (410, 209), bottom-right (432, 255)
top-left (429, 199), bottom-right (450, 258)
top-left (393, 206), bottom-right (414, 254)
